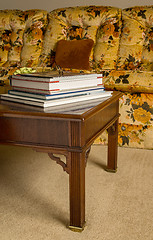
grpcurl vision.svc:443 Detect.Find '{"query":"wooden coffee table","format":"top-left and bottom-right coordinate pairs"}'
top-left (0, 91), bottom-right (122, 231)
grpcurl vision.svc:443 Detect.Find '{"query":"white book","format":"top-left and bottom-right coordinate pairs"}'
top-left (43, 97), bottom-right (111, 114)
top-left (12, 72), bottom-right (102, 82)
top-left (0, 91), bottom-right (113, 108)
top-left (8, 87), bottom-right (104, 100)
top-left (10, 73), bottom-right (103, 92)
top-left (11, 76), bottom-right (103, 91)
top-left (11, 87), bottom-right (70, 95)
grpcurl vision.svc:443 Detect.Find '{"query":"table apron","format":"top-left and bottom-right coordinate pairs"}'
top-left (0, 116), bottom-right (70, 147)
top-left (0, 100), bottom-right (119, 150)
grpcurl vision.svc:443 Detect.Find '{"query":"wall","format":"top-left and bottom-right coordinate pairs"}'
top-left (1, 0), bottom-right (153, 10)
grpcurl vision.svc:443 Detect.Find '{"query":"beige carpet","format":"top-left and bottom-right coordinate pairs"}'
top-left (0, 145), bottom-right (153, 240)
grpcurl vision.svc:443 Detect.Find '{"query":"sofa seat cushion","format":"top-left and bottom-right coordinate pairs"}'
top-left (103, 70), bottom-right (153, 93)
top-left (119, 92), bottom-right (153, 148)
top-left (94, 92), bottom-right (153, 149)
top-left (119, 92), bottom-right (153, 125)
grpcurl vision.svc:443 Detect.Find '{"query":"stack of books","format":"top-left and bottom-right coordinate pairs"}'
top-left (0, 71), bottom-right (112, 108)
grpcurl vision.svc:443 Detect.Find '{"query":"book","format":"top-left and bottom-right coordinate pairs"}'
top-left (0, 91), bottom-right (113, 108)
top-left (8, 86), bottom-right (105, 100)
top-left (10, 73), bottom-right (103, 93)
top-left (12, 71), bottom-right (102, 82)
top-left (43, 97), bottom-right (111, 114)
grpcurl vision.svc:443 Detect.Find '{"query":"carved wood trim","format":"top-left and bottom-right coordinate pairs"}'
top-left (48, 152), bottom-right (70, 174)
top-left (33, 148), bottom-right (71, 174)
top-left (85, 146), bottom-right (91, 166)
top-left (33, 145), bottom-right (90, 174)
top-left (107, 122), bottom-right (117, 135)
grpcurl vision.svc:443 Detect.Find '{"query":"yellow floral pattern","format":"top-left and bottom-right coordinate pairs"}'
top-left (118, 6), bottom-right (153, 71)
top-left (103, 70), bottom-right (153, 93)
top-left (38, 6), bottom-right (121, 69)
top-left (0, 9), bottom-right (48, 88)
top-left (116, 92), bottom-right (153, 148)
top-left (133, 108), bottom-right (151, 124)
top-left (118, 123), bottom-right (151, 147)
top-left (96, 90), bottom-right (153, 149)
top-left (95, 123), bottom-right (152, 149)
top-left (120, 93), bottom-right (153, 125)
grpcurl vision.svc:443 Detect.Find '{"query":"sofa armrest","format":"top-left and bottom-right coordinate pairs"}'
top-left (103, 70), bottom-right (153, 93)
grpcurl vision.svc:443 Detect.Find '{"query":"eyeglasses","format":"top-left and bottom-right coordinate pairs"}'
top-left (55, 64), bottom-right (64, 77)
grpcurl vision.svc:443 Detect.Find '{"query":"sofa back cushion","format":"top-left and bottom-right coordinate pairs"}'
top-left (38, 6), bottom-right (122, 70)
top-left (117, 6), bottom-right (153, 71)
top-left (0, 9), bottom-right (48, 68)
top-left (0, 10), bottom-right (12, 67)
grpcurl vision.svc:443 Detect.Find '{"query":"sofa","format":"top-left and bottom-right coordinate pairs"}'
top-left (0, 6), bottom-right (153, 149)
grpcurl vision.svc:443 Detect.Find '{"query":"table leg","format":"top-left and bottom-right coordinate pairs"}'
top-left (106, 119), bottom-right (118, 172)
top-left (69, 151), bottom-right (86, 231)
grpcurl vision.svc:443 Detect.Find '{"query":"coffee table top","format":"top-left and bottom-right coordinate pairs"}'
top-left (0, 91), bottom-right (122, 120)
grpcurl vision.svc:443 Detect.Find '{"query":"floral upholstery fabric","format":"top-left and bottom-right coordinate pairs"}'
top-left (118, 6), bottom-right (153, 71)
top-left (119, 93), bottom-right (153, 149)
top-left (0, 6), bottom-right (121, 91)
top-left (0, 9), bottom-right (48, 67)
top-left (103, 70), bottom-right (153, 93)
top-left (99, 6), bottom-right (153, 149)
top-left (0, 10), bottom-right (12, 67)
top-left (38, 6), bottom-right (122, 70)
top-left (0, 9), bottom-right (48, 89)
top-left (95, 92), bottom-right (153, 149)
top-left (103, 5), bottom-right (153, 93)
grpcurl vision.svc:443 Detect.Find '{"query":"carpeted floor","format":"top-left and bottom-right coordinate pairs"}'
top-left (0, 145), bottom-right (153, 240)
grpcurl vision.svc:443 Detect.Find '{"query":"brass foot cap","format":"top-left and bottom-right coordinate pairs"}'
top-left (105, 168), bottom-right (117, 173)
top-left (68, 223), bottom-right (85, 232)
